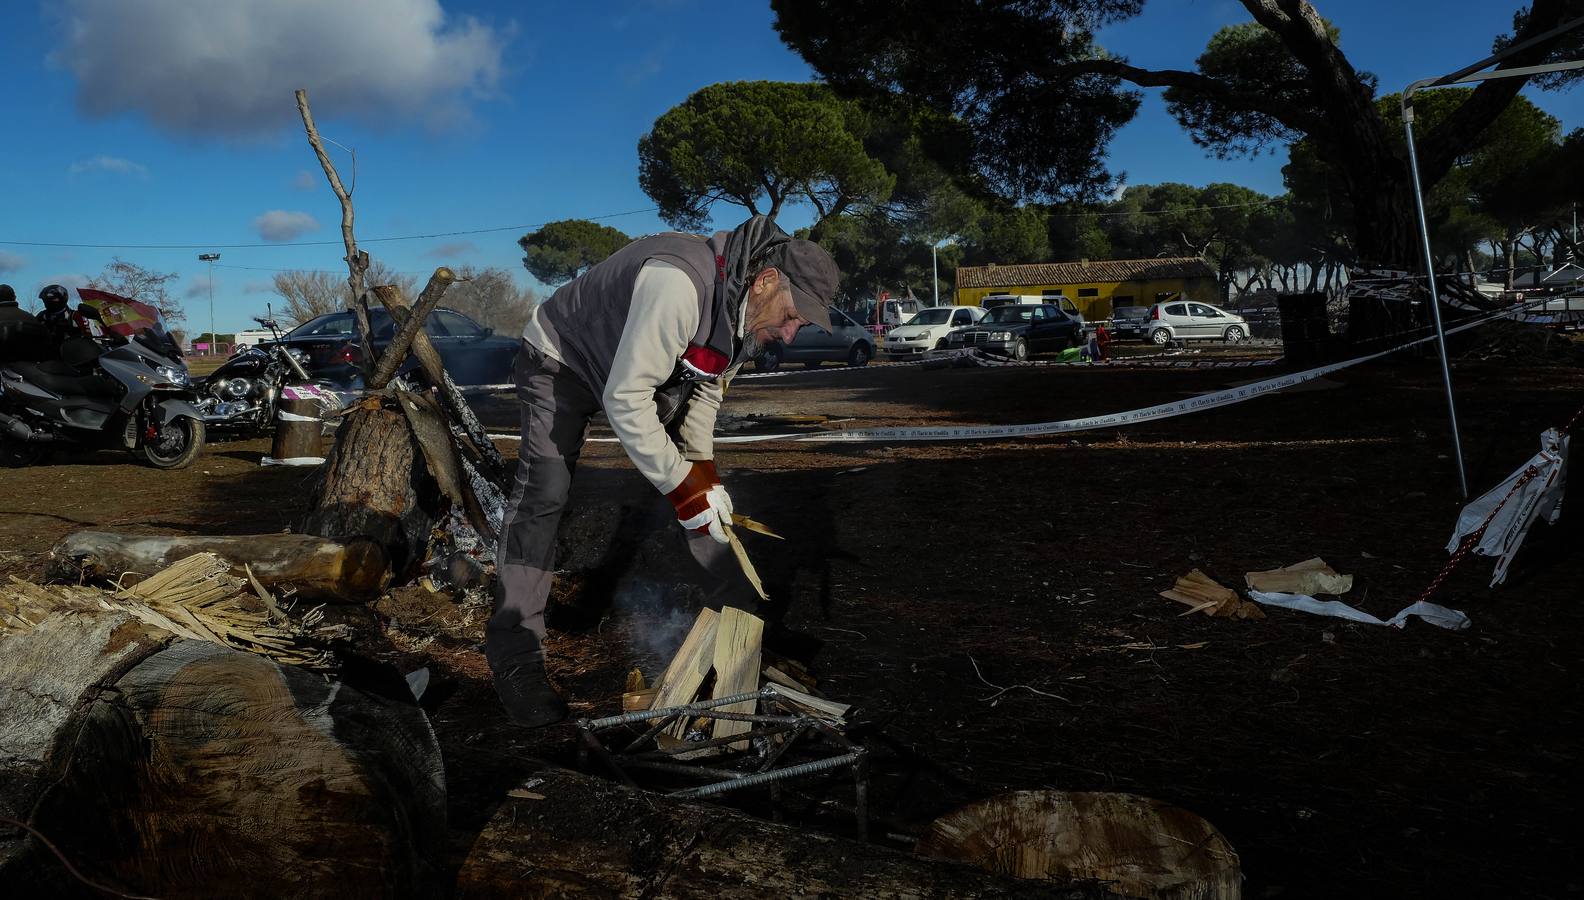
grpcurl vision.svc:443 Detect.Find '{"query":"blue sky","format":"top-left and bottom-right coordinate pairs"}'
top-left (0, 0), bottom-right (1578, 334)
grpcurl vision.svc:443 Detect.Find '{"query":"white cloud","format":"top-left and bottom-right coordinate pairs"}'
top-left (0, 250), bottom-right (25, 273)
top-left (253, 210), bottom-right (320, 242)
top-left (67, 155), bottom-right (149, 178)
top-left (53, 0), bottom-right (511, 138)
top-left (292, 170), bottom-right (318, 191)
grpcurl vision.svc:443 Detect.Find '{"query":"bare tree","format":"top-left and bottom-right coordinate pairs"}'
top-left (87, 257), bottom-right (185, 326)
top-left (271, 261), bottom-right (417, 326)
top-left (441, 265), bottom-right (539, 337)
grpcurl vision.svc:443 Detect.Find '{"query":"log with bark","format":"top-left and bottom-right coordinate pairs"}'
top-left (454, 759), bottom-right (1120, 900)
top-left (46, 531), bottom-right (390, 601)
top-left (917, 790), bottom-right (1240, 900)
top-left (0, 609), bottom-right (447, 899)
top-left (303, 401), bottom-right (444, 579)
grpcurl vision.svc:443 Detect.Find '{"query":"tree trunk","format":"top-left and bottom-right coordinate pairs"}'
top-left (1505, 236), bottom-right (1517, 289)
top-left (0, 612), bottom-right (447, 898)
top-left (304, 405), bottom-right (442, 579)
top-left (454, 760), bottom-right (1118, 900)
top-left (45, 531), bottom-right (390, 601)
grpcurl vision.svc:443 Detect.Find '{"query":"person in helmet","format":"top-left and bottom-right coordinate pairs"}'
top-left (36, 284), bottom-right (92, 346)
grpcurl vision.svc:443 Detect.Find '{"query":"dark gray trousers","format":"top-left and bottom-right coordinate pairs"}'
top-left (487, 342), bottom-right (751, 667)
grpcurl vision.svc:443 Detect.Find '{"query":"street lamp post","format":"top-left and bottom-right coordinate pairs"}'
top-left (198, 253), bottom-right (220, 354)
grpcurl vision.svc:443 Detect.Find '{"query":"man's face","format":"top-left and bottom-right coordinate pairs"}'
top-left (743, 268), bottom-right (808, 350)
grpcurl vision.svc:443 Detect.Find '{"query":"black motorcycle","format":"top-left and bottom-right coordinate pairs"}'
top-left (193, 314), bottom-right (335, 435)
top-left (0, 308), bottom-right (206, 469)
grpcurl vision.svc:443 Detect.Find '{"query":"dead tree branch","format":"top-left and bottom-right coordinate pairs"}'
top-left (294, 88), bottom-right (376, 381)
top-left (370, 267), bottom-right (456, 390)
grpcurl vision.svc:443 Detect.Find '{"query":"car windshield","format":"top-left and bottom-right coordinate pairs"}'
top-left (906, 309), bottom-right (953, 326)
top-left (984, 306), bottom-right (1035, 324)
top-left (288, 310), bottom-right (405, 339)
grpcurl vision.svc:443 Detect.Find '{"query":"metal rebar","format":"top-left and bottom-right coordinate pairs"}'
top-left (577, 724), bottom-right (639, 788)
top-left (620, 760), bottom-right (750, 781)
top-left (669, 750), bottom-right (867, 800)
top-left (583, 687), bottom-right (774, 730)
top-left (635, 723), bottom-right (804, 758)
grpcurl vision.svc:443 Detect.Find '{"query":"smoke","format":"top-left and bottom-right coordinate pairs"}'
top-left (613, 579), bottom-right (696, 668)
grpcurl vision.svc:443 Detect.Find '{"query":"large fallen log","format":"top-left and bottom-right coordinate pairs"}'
top-left (0, 609), bottom-right (446, 899)
top-left (46, 531), bottom-right (390, 601)
top-left (454, 759), bottom-right (1120, 899)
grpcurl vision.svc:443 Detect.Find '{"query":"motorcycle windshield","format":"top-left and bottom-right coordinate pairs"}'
top-left (76, 288), bottom-right (180, 358)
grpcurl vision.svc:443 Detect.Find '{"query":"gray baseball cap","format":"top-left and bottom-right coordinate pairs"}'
top-left (761, 239), bottom-right (838, 332)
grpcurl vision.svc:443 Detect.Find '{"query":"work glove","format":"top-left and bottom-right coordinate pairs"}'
top-left (667, 460), bottom-right (733, 545)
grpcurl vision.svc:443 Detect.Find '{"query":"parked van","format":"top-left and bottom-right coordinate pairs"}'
top-left (979, 293), bottom-right (1045, 309)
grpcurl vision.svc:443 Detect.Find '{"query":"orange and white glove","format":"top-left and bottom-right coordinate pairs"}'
top-left (667, 460), bottom-right (733, 545)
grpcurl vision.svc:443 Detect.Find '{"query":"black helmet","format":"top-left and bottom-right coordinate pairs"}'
top-left (39, 284), bottom-right (69, 313)
top-left (0, 284), bottom-right (16, 306)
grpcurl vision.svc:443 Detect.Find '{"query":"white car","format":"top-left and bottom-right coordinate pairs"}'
top-left (883, 306), bottom-right (986, 358)
top-left (1144, 300), bottom-right (1250, 346)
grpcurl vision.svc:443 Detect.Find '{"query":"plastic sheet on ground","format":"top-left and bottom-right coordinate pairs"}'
top-left (1446, 428), bottom-right (1569, 586)
top-left (1248, 591), bottom-right (1470, 631)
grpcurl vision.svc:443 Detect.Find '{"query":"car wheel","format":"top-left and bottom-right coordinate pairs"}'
top-left (935, 338), bottom-right (947, 350)
top-left (1224, 325), bottom-right (1246, 344)
top-left (755, 345), bottom-right (782, 372)
top-left (1150, 329), bottom-right (1171, 346)
top-left (1012, 338), bottom-right (1029, 361)
top-left (847, 342), bottom-right (871, 367)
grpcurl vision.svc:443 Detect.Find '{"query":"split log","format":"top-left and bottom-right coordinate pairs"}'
top-left (304, 403), bottom-right (442, 578)
top-left (650, 608), bottom-right (719, 738)
top-left (271, 393), bottom-right (326, 462)
top-left (374, 285), bottom-right (509, 489)
top-left (47, 531), bottom-right (390, 601)
top-left (917, 791), bottom-right (1240, 900)
top-left (708, 607), bottom-right (763, 748)
top-left (0, 610), bottom-right (446, 898)
top-left (455, 761), bottom-right (1117, 900)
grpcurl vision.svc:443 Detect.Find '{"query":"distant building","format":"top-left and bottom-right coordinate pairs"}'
top-left (954, 257), bottom-right (1218, 321)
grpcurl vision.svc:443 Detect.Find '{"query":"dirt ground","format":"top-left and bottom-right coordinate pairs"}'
top-left (3, 336), bottom-right (1581, 899)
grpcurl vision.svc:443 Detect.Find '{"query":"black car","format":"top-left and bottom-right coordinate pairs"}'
top-left (1110, 305), bottom-right (1151, 340)
top-left (270, 308), bottom-right (519, 389)
top-left (945, 303), bottom-right (1084, 360)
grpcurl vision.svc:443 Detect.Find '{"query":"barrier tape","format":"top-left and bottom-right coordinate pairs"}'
top-left (277, 411), bottom-right (321, 423)
top-left (703, 299), bottom-right (1546, 445)
top-left (480, 300), bottom-right (1544, 447)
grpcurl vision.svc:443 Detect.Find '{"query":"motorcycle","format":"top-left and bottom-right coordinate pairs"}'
top-left (193, 314), bottom-right (341, 435)
top-left (0, 302), bottom-right (206, 469)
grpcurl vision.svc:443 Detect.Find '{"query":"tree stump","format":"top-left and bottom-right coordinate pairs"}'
top-left (271, 393), bottom-right (327, 463)
top-left (916, 791), bottom-right (1241, 900)
top-left (303, 405), bottom-right (443, 579)
top-left (0, 611), bottom-right (447, 899)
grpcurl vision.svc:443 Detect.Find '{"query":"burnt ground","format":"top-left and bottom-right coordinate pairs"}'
top-left (3, 336), bottom-right (1582, 899)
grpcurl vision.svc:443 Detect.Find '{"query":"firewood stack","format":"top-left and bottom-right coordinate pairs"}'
top-left (624, 608), bottom-right (851, 732)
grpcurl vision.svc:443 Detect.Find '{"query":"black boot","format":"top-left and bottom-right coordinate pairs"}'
top-left (487, 631), bottom-right (569, 728)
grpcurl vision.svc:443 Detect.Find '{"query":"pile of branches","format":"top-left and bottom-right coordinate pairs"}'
top-left (0, 552), bottom-right (346, 670)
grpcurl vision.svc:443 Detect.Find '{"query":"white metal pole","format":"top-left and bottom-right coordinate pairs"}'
top-left (1402, 109), bottom-right (1469, 499)
top-left (932, 242), bottom-right (939, 307)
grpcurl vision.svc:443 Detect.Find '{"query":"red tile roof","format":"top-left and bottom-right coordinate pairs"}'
top-left (956, 257), bottom-right (1215, 289)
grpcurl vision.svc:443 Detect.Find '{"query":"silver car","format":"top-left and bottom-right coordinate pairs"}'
top-left (754, 306), bottom-right (874, 372)
top-left (1144, 300), bottom-right (1250, 346)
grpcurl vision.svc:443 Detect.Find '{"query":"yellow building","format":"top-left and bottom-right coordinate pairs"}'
top-left (954, 257), bottom-right (1218, 322)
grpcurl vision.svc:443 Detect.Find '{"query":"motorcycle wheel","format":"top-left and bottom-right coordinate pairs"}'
top-left (137, 417), bottom-right (206, 469)
top-left (0, 436), bottom-right (46, 468)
